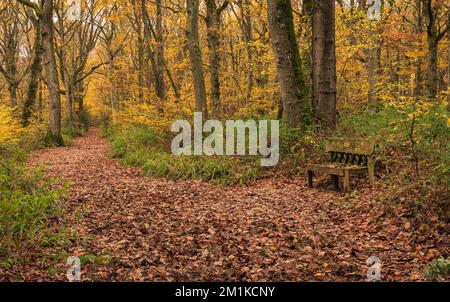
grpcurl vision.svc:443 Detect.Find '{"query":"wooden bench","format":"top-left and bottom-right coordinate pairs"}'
top-left (306, 138), bottom-right (376, 192)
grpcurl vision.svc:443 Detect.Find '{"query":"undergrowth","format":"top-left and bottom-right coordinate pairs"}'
top-left (0, 123), bottom-right (68, 263)
top-left (102, 103), bottom-right (449, 230)
top-left (0, 161), bottom-right (67, 258)
top-left (103, 124), bottom-right (264, 185)
top-left (337, 105), bottom-right (449, 230)
top-left (423, 257), bottom-right (450, 282)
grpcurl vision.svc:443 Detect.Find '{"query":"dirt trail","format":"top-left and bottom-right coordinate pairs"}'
top-left (17, 129), bottom-right (433, 281)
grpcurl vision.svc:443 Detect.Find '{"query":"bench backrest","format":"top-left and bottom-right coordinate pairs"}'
top-left (325, 138), bottom-right (376, 166)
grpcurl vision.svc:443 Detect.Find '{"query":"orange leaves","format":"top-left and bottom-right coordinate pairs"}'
top-left (5, 130), bottom-right (441, 281)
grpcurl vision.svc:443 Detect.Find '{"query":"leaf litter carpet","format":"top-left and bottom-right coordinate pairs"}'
top-left (4, 129), bottom-right (446, 281)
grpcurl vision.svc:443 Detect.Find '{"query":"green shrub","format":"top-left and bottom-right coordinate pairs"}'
top-left (106, 124), bottom-right (264, 185)
top-left (336, 105), bottom-right (449, 228)
top-left (423, 257), bottom-right (450, 282)
top-left (0, 160), bottom-right (66, 257)
top-left (62, 124), bottom-right (87, 139)
top-left (337, 105), bottom-right (449, 173)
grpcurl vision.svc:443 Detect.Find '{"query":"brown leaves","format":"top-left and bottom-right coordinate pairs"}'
top-left (5, 129), bottom-right (446, 282)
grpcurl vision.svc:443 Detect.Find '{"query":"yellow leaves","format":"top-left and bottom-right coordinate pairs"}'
top-left (114, 100), bottom-right (182, 135)
top-left (404, 51), bottom-right (419, 59)
top-left (290, 143), bottom-right (303, 154)
top-left (233, 97), bottom-right (277, 120)
top-left (407, 113), bottom-right (416, 119)
top-left (0, 105), bottom-right (23, 145)
top-left (404, 49), bottom-right (426, 59)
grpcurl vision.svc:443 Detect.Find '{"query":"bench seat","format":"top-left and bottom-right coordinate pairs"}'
top-left (306, 163), bottom-right (368, 176)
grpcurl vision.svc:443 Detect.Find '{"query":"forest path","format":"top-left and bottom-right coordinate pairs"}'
top-left (24, 128), bottom-right (427, 281)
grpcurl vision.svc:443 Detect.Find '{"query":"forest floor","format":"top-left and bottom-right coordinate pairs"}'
top-left (4, 128), bottom-right (444, 281)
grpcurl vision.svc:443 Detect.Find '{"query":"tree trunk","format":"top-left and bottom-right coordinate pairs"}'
top-left (131, 0), bottom-right (145, 103)
top-left (317, 0), bottom-right (337, 127)
top-left (423, 0), bottom-right (440, 100)
top-left (57, 12), bottom-right (73, 128)
top-left (141, 0), bottom-right (167, 102)
top-left (65, 84), bottom-right (73, 126)
top-left (186, 0), bottom-right (208, 118)
top-left (76, 81), bottom-right (85, 123)
top-left (42, 0), bottom-right (63, 145)
top-left (0, 15), bottom-right (20, 108)
top-left (447, 12), bottom-right (450, 111)
top-left (415, 59), bottom-right (423, 97)
top-left (367, 1), bottom-right (382, 112)
top-left (4, 53), bottom-right (18, 108)
top-left (155, 0), bottom-right (167, 101)
top-left (8, 83), bottom-right (18, 108)
top-left (38, 78), bottom-right (43, 119)
top-left (107, 38), bottom-right (117, 121)
top-left (426, 35), bottom-right (438, 99)
top-left (166, 66), bottom-right (180, 99)
top-left (22, 17), bottom-right (43, 127)
top-left (206, 0), bottom-right (221, 118)
top-left (267, 0), bottom-right (310, 129)
top-left (137, 33), bottom-right (145, 103)
top-left (243, 0), bottom-right (253, 101)
top-left (414, 0), bottom-right (423, 97)
top-left (358, 0), bottom-right (367, 10)
top-left (367, 44), bottom-right (381, 111)
top-left (311, 0), bottom-right (323, 115)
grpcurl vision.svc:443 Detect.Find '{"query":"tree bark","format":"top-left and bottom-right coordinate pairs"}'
top-left (311, 0), bottom-right (323, 115)
top-left (267, 0), bottom-right (310, 129)
top-left (56, 8), bottom-right (73, 127)
top-left (8, 82), bottom-right (18, 108)
top-left (422, 0), bottom-right (449, 99)
top-left (242, 0), bottom-right (253, 101)
top-left (141, 0), bottom-right (167, 102)
top-left (426, 31), bottom-right (439, 99)
top-left (75, 81), bottom-right (84, 122)
top-left (42, 0), bottom-right (63, 145)
top-left (22, 16), bottom-right (43, 127)
top-left (317, 0), bottom-right (337, 127)
top-left (38, 78), bottom-right (43, 119)
top-left (137, 31), bottom-right (145, 103)
top-left (423, 0), bottom-right (437, 99)
top-left (166, 66), bottom-right (180, 99)
top-left (233, 0), bottom-right (253, 100)
top-left (206, 0), bottom-right (222, 118)
top-left (367, 1), bottom-right (382, 112)
top-left (186, 0), bottom-right (208, 118)
top-left (414, 0), bottom-right (424, 97)
top-left (447, 10), bottom-right (450, 111)
top-left (0, 8), bottom-right (20, 107)
top-left (155, 0), bottom-right (167, 101)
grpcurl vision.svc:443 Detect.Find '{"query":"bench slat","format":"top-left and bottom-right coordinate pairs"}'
top-left (325, 138), bottom-right (375, 156)
top-left (307, 164), bottom-right (368, 176)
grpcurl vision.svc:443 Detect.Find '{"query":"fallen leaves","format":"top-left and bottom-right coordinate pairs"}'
top-left (2, 129), bottom-right (447, 282)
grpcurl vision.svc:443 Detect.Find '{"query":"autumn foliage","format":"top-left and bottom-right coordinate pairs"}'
top-left (0, 0), bottom-right (449, 282)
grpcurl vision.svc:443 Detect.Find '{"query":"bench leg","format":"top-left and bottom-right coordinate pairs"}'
top-left (332, 175), bottom-right (339, 191)
top-left (343, 170), bottom-right (350, 193)
top-left (307, 171), bottom-right (314, 188)
top-left (368, 157), bottom-right (375, 186)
